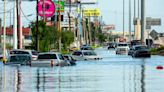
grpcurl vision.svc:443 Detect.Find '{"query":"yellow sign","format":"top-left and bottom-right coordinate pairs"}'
top-left (83, 9), bottom-right (100, 17)
top-left (77, 8), bottom-right (100, 17)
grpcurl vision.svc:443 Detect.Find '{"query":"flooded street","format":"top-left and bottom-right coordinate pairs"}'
top-left (1, 47), bottom-right (164, 92)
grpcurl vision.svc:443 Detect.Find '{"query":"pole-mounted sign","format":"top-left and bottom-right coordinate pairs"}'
top-left (38, 0), bottom-right (55, 17)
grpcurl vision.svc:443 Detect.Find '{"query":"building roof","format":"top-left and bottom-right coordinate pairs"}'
top-left (0, 27), bottom-right (31, 36)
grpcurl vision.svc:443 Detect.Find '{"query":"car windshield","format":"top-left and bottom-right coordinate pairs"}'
top-left (83, 51), bottom-right (97, 56)
top-left (81, 47), bottom-right (93, 50)
top-left (38, 54), bottom-right (57, 59)
top-left (10, 51), bottom-right (29, 54)
top-left (135, 46), bottom-right (148, 50)
top-left (58, 54), bottom-right (65, 60)
top-left (10, 55), bottom-right (31, 62)
top-left (117, 43), bottom-right (128, 46)
top-left (117, 48), bottom-right (126, 51)
top-left (32, 51), bottom-right (38, 55)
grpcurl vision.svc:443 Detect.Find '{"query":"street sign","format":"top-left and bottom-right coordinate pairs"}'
top-left (146, 25), bottom-right (151, 29)
top-left (146, 17), bottom-right (161, 26)
top-left (149, 29), bottom-right (158, 39)
top-left (38, 0), bottom-right (55, 18)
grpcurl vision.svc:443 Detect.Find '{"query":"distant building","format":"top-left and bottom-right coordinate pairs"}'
top-left (0, 27), bottom-right (31, 48)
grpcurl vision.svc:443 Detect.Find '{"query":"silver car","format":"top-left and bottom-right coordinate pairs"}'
top-left (72, 50), bottom-right (102, 61)
top-left (30, 52), bottom-right (70, 67)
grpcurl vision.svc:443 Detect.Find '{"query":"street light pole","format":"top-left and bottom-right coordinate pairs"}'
top-left (141, 0), bottom-right (145, 45)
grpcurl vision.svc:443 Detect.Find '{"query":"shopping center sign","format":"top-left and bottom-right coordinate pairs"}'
top-left (38, 0), bottom-right (55, 17)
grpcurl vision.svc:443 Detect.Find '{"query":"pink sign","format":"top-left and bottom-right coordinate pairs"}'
top-left (38, 0), bottom-right (55, 17)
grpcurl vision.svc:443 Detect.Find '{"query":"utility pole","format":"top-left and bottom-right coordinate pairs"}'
top-left (16, 0), bottom-right (20, 49)
top-left (43, 0), bottom-right (46, 22)
top-left (141, 0), bottom-right (145, 45)
top-left (88, 15), bottom-right (92, 45)
top-left (138, 0), bottom-right (140, 18)
top-left (68, 0), bottom-right (71, 31)
top-left (0, 18), bottom-right (1, 43)
top-left (19, 0), bottom-right (23, 49)
top-left (134, 0), bottom-right (136, 39)
top-left (13, 0), bottom-right (18, 49)
top-left (123, 0), bottom-right (125, 38)
top-left (36, 0), bottom-right (39, 51)
top-left (129, 0), bottom-right (132, 42)
top-left (3, 0), bottom-right (6, 62)
top-left (58, 0), bottom-right (61, 52)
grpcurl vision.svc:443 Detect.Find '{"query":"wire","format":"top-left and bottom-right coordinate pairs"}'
top-left (0, 1), bottom-right (15, 14)
top-left (0, 1), bottom-right (14, 12)
top-left (19, 4), bottom-right (34, 22)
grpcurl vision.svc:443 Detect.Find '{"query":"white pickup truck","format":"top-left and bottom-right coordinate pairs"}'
top-left (30, 52), bottom-right (70, 67)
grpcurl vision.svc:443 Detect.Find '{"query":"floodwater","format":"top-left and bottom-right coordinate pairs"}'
top-left (1, 47), bottom-right (164, 92)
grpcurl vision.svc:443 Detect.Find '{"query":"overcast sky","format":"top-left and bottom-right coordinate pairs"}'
top-left (0, 0), bottom-right (164, 32)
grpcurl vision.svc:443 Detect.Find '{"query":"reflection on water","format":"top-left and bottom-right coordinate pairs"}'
top-left (1, 48), bottom-right (164, 92)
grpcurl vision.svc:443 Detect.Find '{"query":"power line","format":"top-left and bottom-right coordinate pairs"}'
top-left (0, 2), bottom-right (15, 14)
top-left (19, 5), bottom-right (33, 22)
top-left (0, 1), bottom-right (14, 11)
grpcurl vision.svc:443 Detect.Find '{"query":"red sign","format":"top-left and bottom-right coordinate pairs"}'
top-left (38, 0), bottom-right (55, 18)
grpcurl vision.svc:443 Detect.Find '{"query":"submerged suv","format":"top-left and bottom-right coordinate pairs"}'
top-left (10, 49), bottom-right (38, 60)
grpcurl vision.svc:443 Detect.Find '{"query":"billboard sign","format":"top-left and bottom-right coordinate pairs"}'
top-left (38, 0), bottom-right (55, 17)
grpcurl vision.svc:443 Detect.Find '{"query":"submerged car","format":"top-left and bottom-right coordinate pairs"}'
top-left (72, 50), bottom-right (102, 61)
top-left (80, 46), bottom-right (94, 50)
top-left (63, 54), bottom-right (76, 65)
top-left (128, 47), bottom-right (133, 55)
top-left (132, 45), bottom-right (151, 58)
top-left (10, 49), bottom-right (38, 60)
top-left (116, 47), bottom-right (128, 54)
top-left (107, 43), bottom-right (116, 49)
top-left (30, 52), bottom-right (70, 67)
top-left (5, 54), bottom-right (31, 65)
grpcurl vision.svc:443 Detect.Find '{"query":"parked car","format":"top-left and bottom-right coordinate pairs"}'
top-left (10, 49), bottom-right (38, 60)
top-left (72, 50), bottom-right (102, 61)
top-left (30, 52), bottom-right (70, 67)
top-left (107, 43), bottom-right (116, 49)
top-left (116, 47), bottom-right (128, 54)
top-left (128, 47), bottom-right (133, 55)
top-left (116, 42), bottom-right (130, 49)
top-left (80, 46), bottom-right (94, 50)
top-left (132, 45), bottom-right (151, 58)
top-left (69, 47), bottom-right (79, 51)
top-left (5, 54), bottom-right (32, 65)
top-left (63, 54), bottom-right (76, 65)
